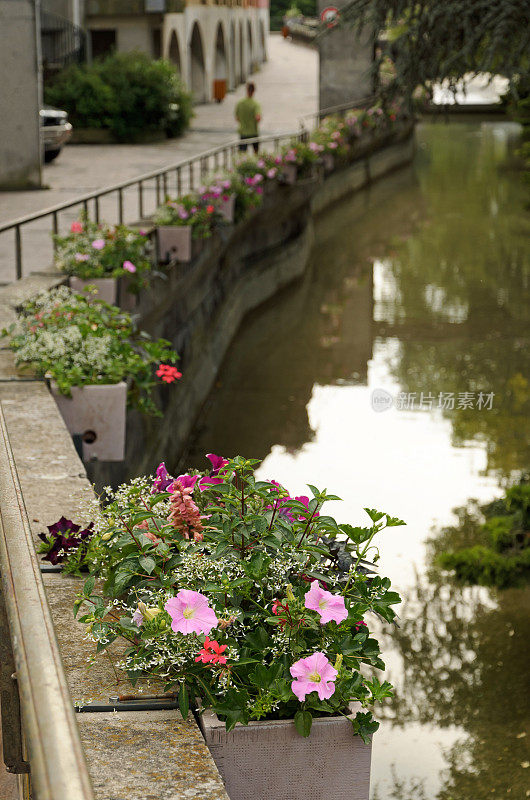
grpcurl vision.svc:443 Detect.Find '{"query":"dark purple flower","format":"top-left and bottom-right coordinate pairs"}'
top-left (151, 462), bottom-right (174, 494)
top-left (38, 517), bottom-right (94, 564)
top-left (206, 453), bottom-right (229, 476)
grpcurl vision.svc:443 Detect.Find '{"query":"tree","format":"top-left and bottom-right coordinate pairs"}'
top-left (325, 0), bottom-right (530, 101)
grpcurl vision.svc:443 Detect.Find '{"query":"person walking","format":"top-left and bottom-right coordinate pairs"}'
top-left (235, 82), bottom-right (261, 153)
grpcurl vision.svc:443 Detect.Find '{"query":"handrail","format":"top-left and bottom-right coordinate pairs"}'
top-left (0, 97), bottom-right (376, 282)
top-left (0, 403), bottom-right (95, 800)
top-left (0, 129), bottom-right (302, 281)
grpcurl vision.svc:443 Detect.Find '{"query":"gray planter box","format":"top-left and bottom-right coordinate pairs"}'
top-left (50, 381), bottom-right (126, 462)
top-left (199, 707), bottom-right (372, 800)
top-left (157, 225), bottom-right (192, 264)
top-left (69, 276), bottom-right (117, 304)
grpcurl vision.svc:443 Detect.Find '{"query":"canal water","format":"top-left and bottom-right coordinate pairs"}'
top-left (182, 121), bottom-right (530, 799)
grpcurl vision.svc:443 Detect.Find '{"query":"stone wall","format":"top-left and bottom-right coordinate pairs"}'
top-left (0, 126), bottom-right (414, 799)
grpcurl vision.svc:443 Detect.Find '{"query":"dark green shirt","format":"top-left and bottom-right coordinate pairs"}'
top-left (235, 97), bottom-right (261, 137)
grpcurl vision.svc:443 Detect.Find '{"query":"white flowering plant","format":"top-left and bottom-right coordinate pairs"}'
top-left (1, 287), bottom-right (179, 415)
top-left (73, 455), bottom-right (403, 739)
top-left (54, 217), bottom-right (152, 290)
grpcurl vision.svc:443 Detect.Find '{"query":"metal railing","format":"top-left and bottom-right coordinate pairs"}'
top-left (299, 95), bottom-right (375, 130)
top-left (41, 9), bottom-right (86, 79)
top-left (0, 403), bottom-right (95, 800)
top-left (0, 130), bottom-right (302, 282)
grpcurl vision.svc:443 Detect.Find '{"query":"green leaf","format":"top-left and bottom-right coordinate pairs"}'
top-left (139, 555), bottom-right (156, 574)
top-left (386, 515), bottom-right (406, 527)
top-left (294, 709), bottom-right (313, 738)
top-left (178, 684), bottom-right (189, 719)
top-left (83, 575), bottom-right (95, 596)
top-left (352, 711), bottom-right (379, 744)
top-left (363, 508), bottom-right (385, 523)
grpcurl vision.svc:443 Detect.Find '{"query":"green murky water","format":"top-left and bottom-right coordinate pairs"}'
top-left (183, 122), bottom-right (530, 799)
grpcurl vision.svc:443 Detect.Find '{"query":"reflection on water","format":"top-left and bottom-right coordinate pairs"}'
top-left (182, 122), bottom-right (529, 799)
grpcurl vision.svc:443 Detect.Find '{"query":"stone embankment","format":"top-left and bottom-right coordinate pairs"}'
top-left (0, 124), bottom-right (414, 799)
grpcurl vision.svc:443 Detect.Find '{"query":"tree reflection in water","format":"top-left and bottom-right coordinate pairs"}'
top-left (376, 578), bottom-right (530, 799)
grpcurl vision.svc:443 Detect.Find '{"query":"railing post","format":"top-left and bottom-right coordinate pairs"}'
top-left (118, 188), bottom-right (124, 225)
top-left (162, 172), bottom-right (168, 200)
top-left (176, 167), bottom-right (182, 195)
top-left (138, 181), bottom-right (144, 219)
top-left (94, 196), bottom-right (100, 225)
top-left (14, 226), bottom-right (22, 281)
top-left (189, 162), bottom-right (194, 191)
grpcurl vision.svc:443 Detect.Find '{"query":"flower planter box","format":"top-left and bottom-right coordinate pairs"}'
top-left (322, 153), bottom-right (335, 173)
top-left (50, 381), bottom-right (126, 462)
top-left (157, 225), bottom-right (192, 264)
top-left (281, 163), bottom-right (298, 185)
top-left (69, 276), bottom-right (117, 304)
top-left (199, 707), bottom-right (372, 800)
top-left (218, 194), bottom-right (235, 222)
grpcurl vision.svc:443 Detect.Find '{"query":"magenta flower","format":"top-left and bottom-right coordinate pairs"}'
top-left (206, 453), bottom-right (229, 475)
top-left (267, 168), bottom-right (277, 179)
top-left (176, 473), bottom-right (199, 491)
top-left (304, 581), bottom-right (348, 625)
top-left (290, 652), bottom-right (338, 701)
top-left (165, 590), bottom-right (218, 635)
top-left (91, 238), bottom-right (105, 250)
top-left (123, 260), bottom-right (136, 273)
top-left (198, 476), bottom-right (224, 492)
top-left (151, 462), bottom-right (174, 494)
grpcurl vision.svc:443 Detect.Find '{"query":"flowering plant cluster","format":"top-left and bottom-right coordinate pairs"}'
top-left (153, 193), bottom-right (225, 239)
top-left (1, 286), bottom-right (179, 415)
top-left (73, 455), bottom-right (403, 739)
top-left (54, 217), bottom-right (152, 289)
top-left (38, 516), bottom-right (95, 574)
top-left (310, 117), bottom-right (351, 160)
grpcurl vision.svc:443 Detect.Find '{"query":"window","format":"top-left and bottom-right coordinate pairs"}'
top-left (90, 29), bottom-right (116, 59)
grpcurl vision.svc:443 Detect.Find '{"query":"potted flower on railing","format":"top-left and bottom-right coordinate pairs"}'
top-left (201, 173), bottom-right (263, 224)
top-left (1, 286), bottom-right (179, 461)
top-left (236, 153), bottom-right (282, 195)
top-left (54, 218), bottom-right (152, 306)
top-left (72, 455), bottom-right (403, 799)
top-left (310, 117), bottom-right (350, 172)
top-left (153, 194), bottom-right (223, 265)
top-left (280, 141), bottom-right (321, 184)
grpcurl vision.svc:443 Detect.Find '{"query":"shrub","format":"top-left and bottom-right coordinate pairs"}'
top-left (45, 51), bottom-right (193, 142)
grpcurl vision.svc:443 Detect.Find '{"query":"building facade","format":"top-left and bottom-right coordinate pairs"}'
top-left (85, 0), bottom-right (270, 103)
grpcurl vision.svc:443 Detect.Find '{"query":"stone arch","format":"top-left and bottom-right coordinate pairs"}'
top-left (259, 19), bottom-right (266, 62)
top-left (214, 22), bottom-right (227, 82)
top-left (247, 19), bottom-right (253, 73)
top-left (229, 22), bottom-right (236, 87)
top-left (189, 22), bottom-right (207, 103)
top-left (168, 30), bottom-right (181, 75)
top-left (239, 21), bottom-right (245, 82)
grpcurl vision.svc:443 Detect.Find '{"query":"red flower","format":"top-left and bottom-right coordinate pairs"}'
top-left (70, 221), bottom-right (83, 234)
top-left (156, 364), bottom-right (182, 384)
top-left (206, 205), bottom-right (215, 214)
top-left (195, 637), bottom-right (228, 666)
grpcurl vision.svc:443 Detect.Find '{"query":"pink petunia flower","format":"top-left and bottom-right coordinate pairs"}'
top-left (165, 590), bottom-right (218, 635)
top-left (91, 239), bottom-right (105, 250)
top-left (122, 260), bottom-right (136, 273)
top-left (304, 581), bottom-right (348, 625)
top-left (290, 652), bottom-right (338, 701)
top-left (267, 168), bottom-right (277, 179)
top-left (198, 476), bottom-right (224, 492)
top-left (70, 221), bottom-right (83, 233)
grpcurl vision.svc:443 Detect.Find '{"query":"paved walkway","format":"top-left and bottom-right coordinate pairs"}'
top-left (0, 36), bottom-right (317, 282)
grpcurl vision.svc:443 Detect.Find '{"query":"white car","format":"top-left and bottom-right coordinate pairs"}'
top-left (40, 106), bottom-right (73, 163)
